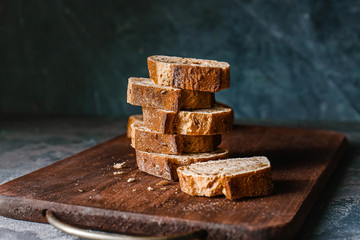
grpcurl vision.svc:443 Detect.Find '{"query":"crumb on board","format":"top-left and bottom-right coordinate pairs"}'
top-left (113, 162), bottom-right (126, 169)
top-left (147, 186), bottom-right (154, 191)
top-left (132, 189), bottom-right (136, 192)
top-left (78, 189), bottom-right (83, 192)
top-left (113, 171), bottom-right (124, 175)
top-left (127, 177), bottom-right (136, 183)
top-left (156, 180), bottom-right (170, 186)
top-left (160, 187), bottom-right (167, 191)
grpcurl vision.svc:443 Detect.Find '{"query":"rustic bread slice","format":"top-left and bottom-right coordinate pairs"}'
top-left (126, 114), bottom-right (143, 138)
top-left (143, 103), bottom-right (233, 135)
top-left (127, 77), bottom-right (215, 111)
top-left (147, 55), bottom-right (230, 92)
top-left (177, 157), bottom-right (273, 200)
top-left (131, 121), bottom-right (221, 154)
top-left (136, 148), bottom-right (229, 181)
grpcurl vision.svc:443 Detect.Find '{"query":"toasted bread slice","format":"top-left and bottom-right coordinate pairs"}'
top-left (136, 148), bottom-right (228, 180)
top-left (143, 103), bottom-right (233, 135)
top-left (177, 157), bottom-right (273, 199)
top-left (131, 121), bottom-right (221, 154)
top-left (127, 77), bottom-right (214, 111)
top-left (147, 55), bottom-right (230, 92)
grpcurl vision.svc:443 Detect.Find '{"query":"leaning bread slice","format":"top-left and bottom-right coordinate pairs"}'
top-left (143, 103), bottom-right (233, 135)
top-left (131, 121), bottom-right (221, 154)
top-left (127, 77), bottom-right (214, 111)
top-left (136, 148), bottom-right (228, 181)
top-left (126, 114), bottom-right (143, 138)
top-left (177, 157), bottom-right (273, 200)
top-left (147, 55), bottom-right (230, 92)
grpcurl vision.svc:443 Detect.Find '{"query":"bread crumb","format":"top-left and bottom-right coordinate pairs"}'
top-left (92, 189), bottom-right (96, 191)
top-left (160, 187), bottom-right (167, 190)
top-left (127, 178), bottom-right (136, 183)
top-left (156, 180), bottom-right (170, 186)
top-left (114, 162), bottom-right (126, 169)
top-left (75, 183), bottom-right (79, 186)
top-left (113, 171), bottom-right (124, 175)
top-left (78, 189), bottom-right (83, 192)
top-left (132, 189), bottom-right (136, 192)
top-left (147, 186), bottom-right (154, 191)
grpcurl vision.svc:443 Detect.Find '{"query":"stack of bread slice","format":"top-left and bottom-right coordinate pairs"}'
top-left (127, 55), bottom-right (233, 181)
top-left (126, 55), bottom-right (273, 199)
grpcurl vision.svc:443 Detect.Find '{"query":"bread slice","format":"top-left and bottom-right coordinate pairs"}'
top-left (126, 114), bottom-right (143, 138)
top-left (127, 77), bottom-right (215, 111)
top-left (136, 148), bottom-right (229, 180)
top-left (131, 121), bottom-right (221, 154)
top-left (142, 103), bottom-right (233, 135)
top-left (147, 55), bottom-right (230, 92)
top-left (177, 157), bottom-right (273, 200)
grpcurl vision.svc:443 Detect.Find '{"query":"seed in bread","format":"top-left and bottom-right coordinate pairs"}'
top-left (147, 55), bottom-right (230, 92)
top-left (131, 121), bottom-right (221, 154)
top-left (177, 157), bottom-right (273, 200)
top-left (127, 77), bottom-right (215, 111)
top-left (142, 103), bottom-right (233, 135)
top-left (136, 148), bottom-right (229, 181)
top-left (126, 114), bottom-right (143, 138)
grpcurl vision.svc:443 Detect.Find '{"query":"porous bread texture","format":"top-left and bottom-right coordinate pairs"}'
top-left (131, 121), bottom-right (221, 154)
top-left (136, 148), bottom-right (229, 181)
top-left (142, 103), bottom-right (233, 135)
top-left (126, 114), bottom-right (143, 138)
top-left (127, 77), bottom-right (214, 111)
top-left (177, 157), bottom-right (273, 200)
top-left (147, 55), bottom-right (230, 92)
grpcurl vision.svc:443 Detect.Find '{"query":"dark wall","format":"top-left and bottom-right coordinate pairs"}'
top-left (1, 0), bottom-right (360, 120)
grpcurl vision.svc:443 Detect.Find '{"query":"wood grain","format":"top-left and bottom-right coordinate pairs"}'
top-left (0, 124), bottom-right (347, 239)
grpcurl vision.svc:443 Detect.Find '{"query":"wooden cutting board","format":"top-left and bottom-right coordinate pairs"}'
top-left (0, 124), bottom-right (346, 240)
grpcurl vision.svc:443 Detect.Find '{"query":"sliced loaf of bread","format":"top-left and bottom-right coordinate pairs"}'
top-left (143, 103), bottom-right (233, 135)
top-left (147, 55), bottom-right (230, 92)
top-left (131, 121), bottom-right (221, 154)
top-left (126, 114), bottom-right (143, 138)
top-left (127, 77), bottom-right (214, 111)
top-left (177, 157), bottom-right (273, 200)
top-left (136, 148), bottom-right (228, 180)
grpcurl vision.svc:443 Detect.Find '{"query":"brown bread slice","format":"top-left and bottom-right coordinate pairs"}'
top-left (131, 121), bottom-right (221, 154)
top-left (126, 114), bottom-right (143, 138)
top-left (142, 103), bottom-right (233, 135)
top-left (127, 77), bottom-right (214, 111)
top-left (147, 55), bottom-right (230, 92)
top-left (177, 157), bottom-right (273, 200)
top-left (136, 148), bottom-right (229, 181)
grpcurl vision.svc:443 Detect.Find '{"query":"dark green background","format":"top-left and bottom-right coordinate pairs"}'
top-left (1, 0), bottom-right (360, 120)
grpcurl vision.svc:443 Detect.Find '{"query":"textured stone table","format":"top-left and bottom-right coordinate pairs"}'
top-left (0, 117), bottom-right (359, 240)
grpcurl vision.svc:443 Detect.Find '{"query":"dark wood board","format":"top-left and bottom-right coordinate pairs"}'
top-left (0, 124), bottom-right (347, 240)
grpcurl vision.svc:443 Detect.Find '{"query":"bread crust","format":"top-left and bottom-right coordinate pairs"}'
top-left (132, 121), bottom-right (221, 154)
top-left (177, 157), bottom-right (274, 200)
top-left (147, 55), bottom-right (230, 92)
top-left (126, 114), bottom-right (143, 138)
top-left (143, 103), bottom-right (233, 135)
top-left (127, 77), bottom-right (214, 111)
top-left (136, 148), bottom-right (229, 181)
